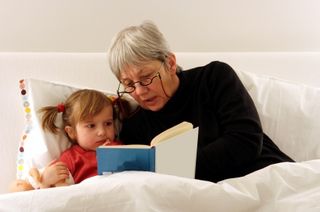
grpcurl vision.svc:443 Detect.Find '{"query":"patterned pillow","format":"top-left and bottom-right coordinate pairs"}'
top-left (16, 79), bottom-right (131, 179)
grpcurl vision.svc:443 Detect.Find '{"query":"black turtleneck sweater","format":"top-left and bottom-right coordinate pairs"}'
top-left (119, 61), bottom-right (294, 182)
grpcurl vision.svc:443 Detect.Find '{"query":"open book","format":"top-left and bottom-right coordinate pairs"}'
top-left (96, 121), bottom-right (199, 178)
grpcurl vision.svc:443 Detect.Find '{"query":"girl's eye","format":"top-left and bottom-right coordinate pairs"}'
top-left (86, 124), bottom-right (95, 128)
top-left (104, 121), bottom-right (113, 126)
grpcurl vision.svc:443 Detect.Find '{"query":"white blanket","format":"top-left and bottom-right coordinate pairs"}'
top-left (1, 160), bottom-right (320, 212)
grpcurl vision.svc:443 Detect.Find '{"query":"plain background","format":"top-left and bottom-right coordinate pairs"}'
top-left (0, 0), bottom-right (320, 52)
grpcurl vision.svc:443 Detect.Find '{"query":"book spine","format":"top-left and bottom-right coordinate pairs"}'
top-left (149, 147), bottom-right (155, 172)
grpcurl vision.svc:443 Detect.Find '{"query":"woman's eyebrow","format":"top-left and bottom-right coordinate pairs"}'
top-left (121, 70), bottom-right (154, 81)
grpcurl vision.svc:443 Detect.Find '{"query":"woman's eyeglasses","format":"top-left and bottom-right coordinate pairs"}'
top-left (117, 62), bottom-right (163, 97)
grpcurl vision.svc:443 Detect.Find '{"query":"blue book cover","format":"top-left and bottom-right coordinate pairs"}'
top-left (96, 122), bottom-right (198, 178)
top-left (97, 147), bottom-right (155, 174)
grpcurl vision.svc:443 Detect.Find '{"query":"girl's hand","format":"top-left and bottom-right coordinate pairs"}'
top-left (102, 139), bottom-right (122, 146)
top-left (40, 160), bottom-right (69, 188)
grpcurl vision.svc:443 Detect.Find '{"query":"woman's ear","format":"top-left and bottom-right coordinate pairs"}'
top-left (166, 53), bottom-right (177, 74)
top-left (65, 126), bottom-right (76, 140)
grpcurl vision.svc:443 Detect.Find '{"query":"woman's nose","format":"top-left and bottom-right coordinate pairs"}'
top-left (134, 84), bottom-right (148, 95)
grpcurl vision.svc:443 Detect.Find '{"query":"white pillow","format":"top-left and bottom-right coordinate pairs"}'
top-left (16, 79), bottom-right (126, 180)
top-left (237, 71), bottom-right (320, 162)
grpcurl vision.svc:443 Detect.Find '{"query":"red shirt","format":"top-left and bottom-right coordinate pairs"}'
top-left (59, 141), bottom-right (122, 183)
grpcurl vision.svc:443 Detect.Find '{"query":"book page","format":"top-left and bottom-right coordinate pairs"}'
top-left (155, 127), bottom-right (199, 178)
top-left (150, 121), bottom-right (193, 146)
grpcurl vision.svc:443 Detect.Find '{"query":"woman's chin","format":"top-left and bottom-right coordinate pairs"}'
top-left (143, 103), bottom-right (162, 111)
top-left (140, 98), bottom-right (165, 111)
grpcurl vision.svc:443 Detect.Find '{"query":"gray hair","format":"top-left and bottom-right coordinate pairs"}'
top-left (108, 21), bottom-right (172, 78)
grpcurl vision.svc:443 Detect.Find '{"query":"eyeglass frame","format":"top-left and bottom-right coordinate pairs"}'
top-left (116, 62), bottom-right (164, 96)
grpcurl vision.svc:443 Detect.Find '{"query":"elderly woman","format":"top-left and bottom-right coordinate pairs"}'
top-left (108, 21), bottom-right (293, 182)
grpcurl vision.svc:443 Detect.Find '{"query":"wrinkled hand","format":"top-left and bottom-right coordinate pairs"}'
top-left (41, 160), bottom-right (69, 188)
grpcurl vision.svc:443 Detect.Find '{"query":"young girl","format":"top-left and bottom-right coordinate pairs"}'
top-left (38, 89), bottom-right (122, 187)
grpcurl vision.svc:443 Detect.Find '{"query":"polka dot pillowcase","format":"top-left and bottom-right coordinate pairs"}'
top-left (16, 79), bottom-right (120, 180)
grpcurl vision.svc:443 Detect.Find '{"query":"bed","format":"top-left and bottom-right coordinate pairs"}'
top-left (1, 52), bottom-right (320, 211)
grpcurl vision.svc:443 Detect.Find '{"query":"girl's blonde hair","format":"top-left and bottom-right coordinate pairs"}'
top-left (39, 89), bottom-right (114, 139)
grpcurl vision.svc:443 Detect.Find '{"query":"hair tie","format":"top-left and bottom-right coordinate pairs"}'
top-left (57, 103), bottom-right (65, 113)
top-left (108, 96), bottom-right (118, 105)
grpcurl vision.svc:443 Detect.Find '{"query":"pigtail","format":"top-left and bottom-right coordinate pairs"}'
top-left (38, 105), bottom-right (63, 134)
top-left (113, 97), bottom-right (139, 121)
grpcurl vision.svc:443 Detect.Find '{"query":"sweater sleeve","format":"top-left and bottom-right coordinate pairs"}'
top-left (195, 62), bottom-right (264, 182)
top-left (59, 149), bottom-right (75, 176)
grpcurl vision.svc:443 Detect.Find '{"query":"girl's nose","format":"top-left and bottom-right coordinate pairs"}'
top-left (97, 127), bottom-right (106, 137)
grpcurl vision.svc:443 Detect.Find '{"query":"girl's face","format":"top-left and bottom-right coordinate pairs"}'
top-left (67, 105), bottom-right (115, 151)
top-left (119, 54), bottom-right (179, 111)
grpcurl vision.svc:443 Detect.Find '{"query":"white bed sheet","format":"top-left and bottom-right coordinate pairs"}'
top-left (1, 160), bottom-right (320, 212)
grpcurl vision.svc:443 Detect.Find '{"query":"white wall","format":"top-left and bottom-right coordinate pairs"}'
top-left (1, 0), bottom-right (320, 52)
